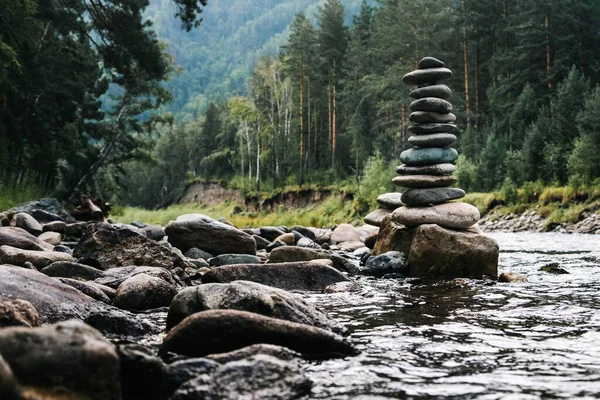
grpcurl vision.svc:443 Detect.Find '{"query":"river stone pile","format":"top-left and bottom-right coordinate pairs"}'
top-left (365, 56), bottom-right (499, 280)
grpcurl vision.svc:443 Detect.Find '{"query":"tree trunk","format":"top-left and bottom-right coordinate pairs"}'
top-left (332, 60), bottom-right (337, 169)
top-left (545, 12), bottom-right (552, 90)
top-left (462, 0), bottom-right (471, 129)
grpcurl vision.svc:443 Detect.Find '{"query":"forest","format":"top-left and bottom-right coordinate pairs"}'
top-left (2, 0), bottom-right (600, 213)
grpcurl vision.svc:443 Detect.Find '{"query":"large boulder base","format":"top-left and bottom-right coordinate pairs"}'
top-left (165, 214), bottom-right (256, 255)
top-left (0, 320), bottom-right (120, 400)
top-left (374, 220), bottom-right (498, 280)
top-left (202, 262), bottom-right (350, 291)
top-left (161, 310), bottom-right (356, 358)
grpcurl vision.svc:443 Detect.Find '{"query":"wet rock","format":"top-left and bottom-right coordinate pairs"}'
top-left (166, 214), bottom-right (256, 255)
top-left (202, 262), bottom-right (350, 291)
top-left (268, 246), bottom-right (358, 274)
top-left (0, 320), bottom-right (120, 400)
top-left (0, 299), bottom-right (40, 328)
top-left (0, 245), bottom-right (74, 268)
top-left (205, 344), bottom-right (300, 364)
top-left (362, 251), bottom-right (408, 277)
top-left (15, 212), bottom-right (43, 235)
top-left (74, 223), bottom-right (192, 270)
top-left (57, 278), bottom-right (112, 304)
top-left (161, 310), bottom-right (356, 358)
top-left (37, 231), bottom-right (62, 245)
top-left (118, 343), bottom-right (168, 400)
top-left (94, 265), bottom-right (175, 289)
top-left (259, 226), bottom-right (287, 241)
top-left (396, 163), bottom-right (456, 176)
top-left (0, 354), bottom-right (20, 400)
top-left (408, 224), bottom-right (499, 279)
top-left (498, 272), bottom-right (528, 283)
top-left (331, 224), bottom-right (361, 243)
top-left (0, 227), bottom-right (53, 251)
top-left (539, 263), bottom-right (569, 274)
top-left (323, 281), bottom-right (360, 293)
top-left (400, 187), bottom-right (465, 206)
top-left (184, 247), bottom-right (213, 260)
top-left (393, 202), bottom-right (480, 229)
top-left (393, 174), bottom-right (457, 189)
top-left (165, 358), bottom-right (219, 396)
top-left (115, 273), bottom-right (178, 311)
top-left (41, 261), bottom-right (104, 280)
top-left (208, 253), bottom-right (261, 266)
top-left (166, 281), bottom-right (345, 334)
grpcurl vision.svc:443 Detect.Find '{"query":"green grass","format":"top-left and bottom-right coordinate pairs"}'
top-left (463, 192), bottom-right (502, 214)
top-left (114, 196), bottom-right (359, 228)
top-left (0, 183), bottom-right (48, 211)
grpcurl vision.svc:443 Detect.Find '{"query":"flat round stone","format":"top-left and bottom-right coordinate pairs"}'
top-left (393, 175), bottom-right (457, 189)
top-left (400, 148), bottom-right (458, 166)
top-left (409, 111), bottom-right (456, 124)
top-left (376, 193), bottom-right (403, 209)
top-left (402, 68), bottom-right (452, 86)
top-left (418, 57), bottom-right (445, 69)
top-left (396, 163), bottom-right (456, 176)
top-left (364, 209), bottom-right (393, 227)
top-left (392, 202), bottom-right (480, 229)
top-left (401, 187), bottom-right (465, 206)
top-left (409, 123), bottom-right (459, 135)
top-left (410, 98), bottom-right (453, 113)
top-left (408, 133), bottom-right (457, 147)
top-left (410, 84), bottom-right (452, 100)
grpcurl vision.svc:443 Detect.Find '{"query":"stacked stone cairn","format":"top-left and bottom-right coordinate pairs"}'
top-left (365, 56), bottom-right (499, 280)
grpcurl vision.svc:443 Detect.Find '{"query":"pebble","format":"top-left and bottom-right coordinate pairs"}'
top-left (401, 187), bottom-right (465, 206)
top-left (409, 84), bottom-right (452, 100)
top-left (393, 174), bottom-right (457, 189)
top-left (408, 123), bottom-right (459, 135)
top-left (392, 202), bottom-right (480, 229)
top-left (400, 147), bottom-right (458, 166)
top-left (409, 111), bottom-right (456, 124)
top-left (418, 56), bottom-right (444, 69)
top-left (409, 97), bottom-right (453, 113)
top-left (408, 133), bottom-right (457, 147)
top-left (396, 163), bottom-right (455, 176)
top-left (402, 67), bottom-right (452, 86)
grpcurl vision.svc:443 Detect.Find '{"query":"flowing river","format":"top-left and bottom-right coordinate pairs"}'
top-left (305, 233), bottom-right (600, 399)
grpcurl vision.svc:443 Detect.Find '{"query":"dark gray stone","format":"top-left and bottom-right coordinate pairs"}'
top-left (410, 97), bottom-right (453, 113)
top-left (396, 163), bottom-right (456, 176)
top-left (410, 84), bottom-right (452, 100)
top-left (290, 226), bottom-right (318, 242)
top-left (0, 354), bottom-right (19, 400)
top-left (208, 253), bottom-right (262, 266)
top-left (57, 278), bottom-right (112, 304)
top-left (409, 111), bottom-right (456, 124)
top-left (252, 234), bottom-right (271, 250)
top-left (377, 193), bottom-right (404, 209)
top-left (268, 246), bottom-right (358, 274)
top-left (408, 133), bottom-right (457, 147)
top-left (408, 123), bottom-right (459, 135)
top-left (8, 198), bottom-right (74, 223)
top-left (259, 226), bottom-right (287, 241)
top-left (393, 174), bottom-right (457, 189)
top-left (402, 67), bottom-right (452, 86)
top-left (53, 244), bottom-right (73, 255)
top-left (165, 358), bottom-right (219, 395)
top-left (362, 251), bottom-right (408, 277)
top-left (400, 147), bottom-right (458, 166)
top-left (184, 247), bottom-right (213, 260)
top-left (401, 187), bottom-right (466, 206)
top-left (41, 261), bottom-right (104, 280)
top-left (118, 344), bottom-right (168, 400)
top-left (206, 344), bottom-right (300, 364)
top-left (114, 273), bottom-right (178, 311)
top-left (418, 56), bottom-right (444, 69)
top-left (94, 266), bottom-right (174, 289)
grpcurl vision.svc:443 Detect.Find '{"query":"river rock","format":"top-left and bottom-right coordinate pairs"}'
top-left (362, 251), bottom-right (408, 277)
top-left (364, 209), bottom-right (393, 227)
top-left (41, 261), bottom-right (104, 280)
top-left (372, 216), bottom-right (413, 256)
top-left (15, 213), bottom-right (43, 235)
top-left (164, 357), bottom-right (219, 396)
top-left (166, 214), bottom-right (256, 255)
top-left (117, 343), bottom-right (168, 400)
top-left (0, 245), bottom-right (74, 268)
top-left (208, 253), bottom-right (262, 266)
top-left (332, 223), bottom-right (361, 243)
top-left (202, 262), bottom-right (349, 291)
top-left (0, 354), bottom-right (19, 400)
top-left (252, 234), bottom-right (272, 250)
top-left (409, 84), bottom-right (452, 100)
top-left (393, 174), bottom-right (457, 189)
top-left (143, 224), bottom-right (166, 241)
top-left (0, 299), bottom-right (40, 328)
top-left (376, 193), bottom-right (403, 209)
top-left (43, 220), bottom-right (67, 233)
top-left (37, 231), bottom-right (62, 245)
top-left (93, 266), bottom-right (174, 289)
top-left (161, 309), bottom-right (356, 358)
top-left (65, 221), bottom-right (87, 237)
top-left (409, 111), bottom-right (456, 124)
top-left (396, 163), bottom-right (455, 176)
top-left (418, 56), bottom-right (444, 69)
top-left (57, 278), bottom-right (112, 304)
top-left (0, 227), bottom-right (53, 251)
top-left (184, 247), bottom-right (213, 260)
top-left (258, 226), bottom-right (287, 241)
top-left (400, 187), bottom-right (465, 206)
top-left (296, 237), bottom-right (321, 249)
top-left (410, 97), bottom-right (453, 113)
top-left (206, 344), bottom-right (300, 364)
top-left (166, 280), bottom-right (345, 334)
top-left (498, 272), bottom-right (528, 283)
top-left (290, 226), bottom-right (319, 242)
top-left (408, 133), bottom-right (457, 147)
top-left (114, 273), bottom-right (177, 311)
top-left (7, 198), bottom-right (74, 223)
top-left (73, 222), bottom-right (192, 270)
top-left (400, 147), bottom-right (458, 166)
top-left (0, 320), bottom-right (120, 400)
top-left (393, 203), bottom-right (480, 229)
top-left (407, 224), bottom-right (499, 279)
top-left (169, 354), bottom-right (311, 400)
top-left (268, 246), bottom-right (358, 274)
top-left (402, 67), bottom-right (452, 86)
top-left (408, 123), bottom-right (459, 135)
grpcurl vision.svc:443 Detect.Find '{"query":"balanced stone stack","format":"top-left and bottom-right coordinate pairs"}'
top-left (365, 56), bottom-right (499, 280)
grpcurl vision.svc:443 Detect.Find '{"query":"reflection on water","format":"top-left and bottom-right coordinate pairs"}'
top-left (305, 233), bottom-right (600, 399)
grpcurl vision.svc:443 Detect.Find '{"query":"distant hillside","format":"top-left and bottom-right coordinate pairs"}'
top-left (146, 0), bottom-right (372, 120)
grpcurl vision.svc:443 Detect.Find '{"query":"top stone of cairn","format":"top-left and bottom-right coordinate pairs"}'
top-left (402, 56), bottom-right (451, 86)
top-left (418, 56), bottom-right (444, 69)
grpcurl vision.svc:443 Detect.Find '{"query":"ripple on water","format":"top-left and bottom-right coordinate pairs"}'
top-left (304, 233), bottom-right (600, 399)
